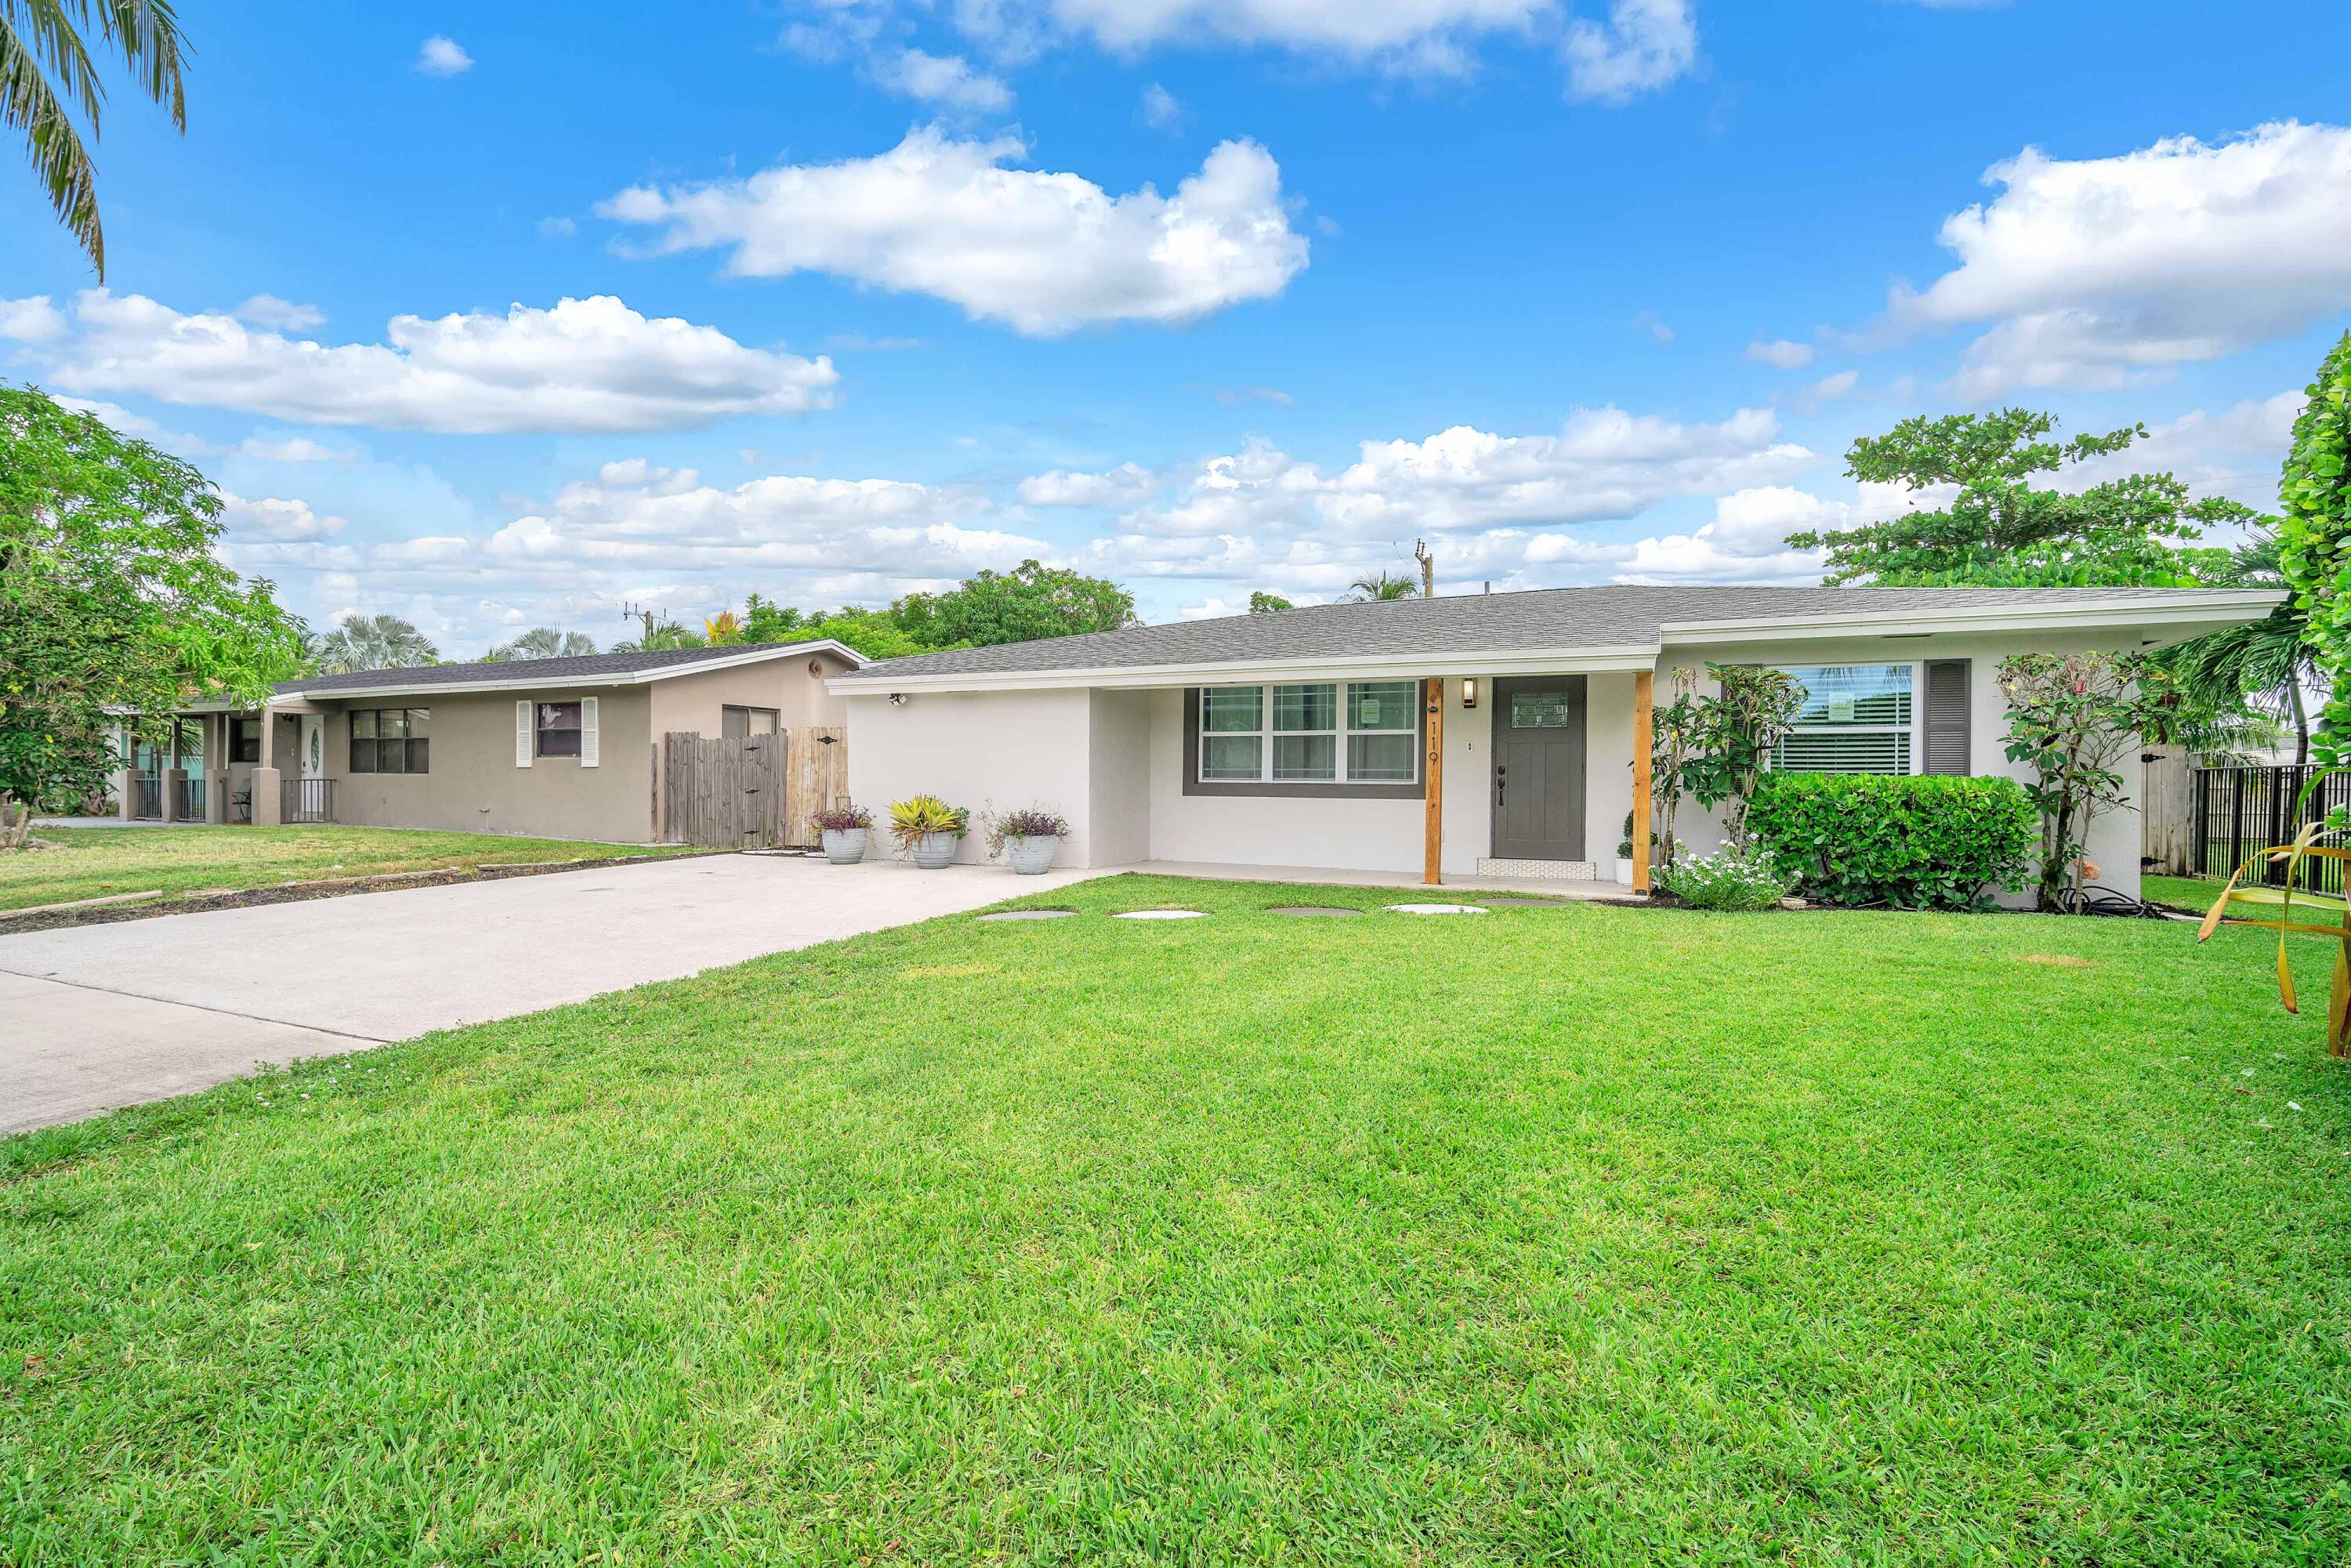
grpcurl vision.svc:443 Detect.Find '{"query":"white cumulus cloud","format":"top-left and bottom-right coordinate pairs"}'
top-left (0, 294), bottom-right (67, 342)
top-left (233, 294), bottom-right (325, 331)
top-left (1745, 337), bottom-right (1814, 369)
top-left (31, 291), bottom-right (839, 433)
top-left (870, 49), bottom-right (1014, 112)
top-left (600, 128), bottom-right (1309, 336)
top-left (416, 36), bottom-right (473, 77)
top-left (1893, 121), bottom-right (2351, 397)
top-left (1563, 0), bottom-right (1697, 103)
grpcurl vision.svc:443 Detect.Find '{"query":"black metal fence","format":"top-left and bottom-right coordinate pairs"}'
top-left (2193, 765), bottom-right (2351, 893)
top-left (176, 776), bottom-right (205, 821)
top-left (281, 777), bottom-right (337, 824)
top-left (132, 776), bottom-right (162, 820)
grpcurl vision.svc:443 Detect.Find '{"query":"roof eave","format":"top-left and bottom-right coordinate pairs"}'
top-left (828, 643), bottom-right (1663, 695)
top-left (275, 639), bottom-right (866, 704)
top-left (1657, 590), bottom-right (2285, 644)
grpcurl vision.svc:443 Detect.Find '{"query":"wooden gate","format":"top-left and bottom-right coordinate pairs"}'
top-left (2141, 744), bottom-right (2197, 876)
top-left (782, 725), bottom-right (847, 847)
top-left (661, 727), bottom-right (847, 849)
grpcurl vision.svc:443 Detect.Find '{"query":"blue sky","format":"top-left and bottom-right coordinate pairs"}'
top-left (5, 0), bottom-right (2349, 655)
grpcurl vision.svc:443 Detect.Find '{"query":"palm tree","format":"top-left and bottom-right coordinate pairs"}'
top-left (4, 0), bottom-right (190, 277)
top-left (483, 628), bottom-right (598, 662)
top-left (703, 610), bottom-right (744, 646)
top-left (610, 620), bottom-right (703, 653)
top-left (311, 614), bottom-right (438, 674)
top-left (2167, 528), bottom-right (2320, 762)
top-left (1349, 570), bottom-right (1419, 602)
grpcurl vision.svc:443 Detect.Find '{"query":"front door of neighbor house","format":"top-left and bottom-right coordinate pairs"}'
top-left (299, 715), bottom-right (325, 779)
top-left (1490, 676), bottom-right (1586, 862)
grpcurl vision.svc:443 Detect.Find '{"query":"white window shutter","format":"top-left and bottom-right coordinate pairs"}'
top-left (580, 697), bottom-right (600, 767)
top-left (515, 700), bottom-right (533, 768)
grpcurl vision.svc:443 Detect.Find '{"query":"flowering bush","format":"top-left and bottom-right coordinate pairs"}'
top-left (813, 802), bottom-right (873, 832)
top-left (1656, 846), bottom-right (1799, 911)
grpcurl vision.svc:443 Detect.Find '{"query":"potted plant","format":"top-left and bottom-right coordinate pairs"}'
top-left (814, 801), bottom-right (873, 864)
top-left (986, 806), bottom-right (1073, 875)
top-left (1615, 811), bottom-right (1639, 885)
top-left (889, 795), bottom-right (965, 870)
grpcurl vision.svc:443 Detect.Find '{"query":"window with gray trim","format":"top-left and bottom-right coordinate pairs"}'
top-left (1196, 680), bottom-right (1421, 787)
top-left (1770, 664), bottom-right (1915, 775)
top-left (349, 708), bottom-right (430, 773)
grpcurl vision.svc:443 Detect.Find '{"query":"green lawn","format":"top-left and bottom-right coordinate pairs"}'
top-left (2144, 871), bottom-right (2225, 912)
top-left (5, 877), bottom-right (2348, 1563)
top-left (0, 824), bottom-right (694, 913)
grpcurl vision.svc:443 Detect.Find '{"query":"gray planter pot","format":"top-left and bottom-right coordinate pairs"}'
top-left (911, 831), bottom-right (959, 870)
top-left (1006, 835), bottom-right (1060, 875)
top-left (821, 827), bottom-right (868, 865)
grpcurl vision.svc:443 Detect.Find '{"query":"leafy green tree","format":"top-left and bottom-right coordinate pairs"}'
top-left (1247, 590), bottom-right (1294, 614)
top-left (1998, 651), bottom-right (2181, 910)
top-left (483, 628), bottom-right (597, 662)
top-left (4, 0), bottom-right (190, 277)
top-left (1683, 664), bottom-right (1806, 852)
top-left (1789, 409), bottom-right (2237, 586)
top-left (1349, 570), bottom-right (1419, 602)
top-left (892, 560), bottom-right (1138, 648)
top-left (2279, 331), bottom-right (2351, 769)
top-left (0, 384), bottom-right (302, 846)
top-left (312, 614), bottom-right (438, 673)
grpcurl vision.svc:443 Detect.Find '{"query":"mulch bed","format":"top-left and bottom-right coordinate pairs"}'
top-left (0, 850), bottom-right (730, 935)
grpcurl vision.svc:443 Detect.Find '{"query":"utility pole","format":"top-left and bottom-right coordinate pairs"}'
top-left (620, 602), bottom-right (656, 645)
top-left (1414, 538), bottom-right (1436, 598)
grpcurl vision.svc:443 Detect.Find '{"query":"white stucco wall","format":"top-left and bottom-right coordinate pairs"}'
top-left (845, 688), bottom-right (1101, 865)
top-left (1146, 679), bottom-right (1493, 876)
top-left (842, 627), bottom-right (2160, 894)
top-left (1660, 632), bottom-right (2145, 903)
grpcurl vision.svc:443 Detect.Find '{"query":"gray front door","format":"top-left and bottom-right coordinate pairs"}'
top-left (1491, 676), bottom-right (1586, 861)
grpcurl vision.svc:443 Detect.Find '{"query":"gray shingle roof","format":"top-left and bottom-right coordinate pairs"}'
top-left (279, 639), bottom-right (842, 697)
top-left (839, 584), bottom-right (2278, 683)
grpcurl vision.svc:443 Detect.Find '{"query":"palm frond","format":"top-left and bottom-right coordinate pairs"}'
top-left (0, 20), bottom-right (103, 271)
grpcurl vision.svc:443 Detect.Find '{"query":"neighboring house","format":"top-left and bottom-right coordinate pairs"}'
top-left (831, 585), bottom-right (2282, 901)
top-left (116, 641), bottom-right (864, 842)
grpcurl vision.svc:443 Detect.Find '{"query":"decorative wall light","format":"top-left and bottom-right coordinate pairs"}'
top-left (1462, 678), bottom-right (1479, 709)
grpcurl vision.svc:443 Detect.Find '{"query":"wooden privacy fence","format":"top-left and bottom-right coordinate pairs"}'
top-left (661, 727), bottom-right (846, 849)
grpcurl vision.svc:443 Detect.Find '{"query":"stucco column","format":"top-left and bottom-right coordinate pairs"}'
top-left (113, 720), bottom-right (136, 819)
top-left (250, 766), bottom-right (283, 825)
top-left (203, 714), bottom-right (227, 824)
top-left (160, 766), bottom-right (187, 823)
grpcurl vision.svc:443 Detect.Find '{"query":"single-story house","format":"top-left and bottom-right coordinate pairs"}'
top-left (117, 640), bottom-right (864, 842)
top-left (831, 584), bottom-right (2282, 901)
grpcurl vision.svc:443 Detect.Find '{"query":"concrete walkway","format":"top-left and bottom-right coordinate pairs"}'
top-left (0, 853), bottom-right (1101, 1134)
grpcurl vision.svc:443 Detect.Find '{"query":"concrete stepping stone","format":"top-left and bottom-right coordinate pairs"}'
top-left (1114, 909), bottom-right (1207, 920)
top-left (1384, 903), bottom-right (1490, 915)
top-left (977, 910), bottom-right (1078, 922)
top-left (1267, 906), bottom-right (1364, 917)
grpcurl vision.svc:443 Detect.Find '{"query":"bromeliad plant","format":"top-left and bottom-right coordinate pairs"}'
top-left (887, 795), bottom-right (966, 848)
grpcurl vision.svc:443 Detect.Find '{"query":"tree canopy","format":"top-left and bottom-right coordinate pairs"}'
top-left (1788, 408), bottom-right (2240, 587)
top-left (1247, 591), bottom-right (1295, 614)
top-left (2279, 332), bottom-right (2351, 769)
top-left (890, 560), bottom-right (1139, 648)
top-left (0, 383), bottom-right (302, 839)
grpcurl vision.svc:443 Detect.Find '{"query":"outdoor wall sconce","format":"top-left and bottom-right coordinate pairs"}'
top-left (1461, 678), bottom-right (1479, 709)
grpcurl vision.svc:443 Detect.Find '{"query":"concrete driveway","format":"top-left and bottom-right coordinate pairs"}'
top-left (0, 853), bottom-right (1102, 1134)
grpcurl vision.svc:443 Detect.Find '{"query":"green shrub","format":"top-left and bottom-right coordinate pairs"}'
top-left (1748, 773), bottom-right (2036, 911)
top-left (1656, 846), bottom-right (1798, 911)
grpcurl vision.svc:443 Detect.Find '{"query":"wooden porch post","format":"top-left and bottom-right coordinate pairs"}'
top-left (1423, 676), bottom-right (1446, 885)
top-left (1631, 670), bottom-right (1654, 895)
